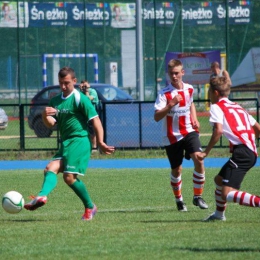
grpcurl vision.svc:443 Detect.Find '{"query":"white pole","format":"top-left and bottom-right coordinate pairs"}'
top-left (136, 0), bottom-right (144, 101)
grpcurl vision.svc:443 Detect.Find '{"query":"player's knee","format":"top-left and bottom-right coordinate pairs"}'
top-left (43, 165), bottom-right (53, 174)
top-left (44, 166), bottom-right (57, 175)
top-left (171, 166), bottom-right (182, 177)
top-left (192, 152), bottom-right (203, 164)
top-left (221, 193), bottom-right (227, 200)
top-left (44, 160), bottom-right (62, 174)
top-left (214, 175), bottom-right (222, 186)
top-left (63, 174), bottom-right (75, 185)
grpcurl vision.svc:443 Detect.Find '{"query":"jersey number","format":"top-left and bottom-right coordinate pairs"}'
top-left (229, 108), bottom-right (251, 131)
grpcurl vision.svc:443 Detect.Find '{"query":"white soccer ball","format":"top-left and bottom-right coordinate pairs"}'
top-left (2, 191), bottom-right (24, 214)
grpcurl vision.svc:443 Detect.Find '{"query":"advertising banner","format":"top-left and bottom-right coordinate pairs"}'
top-left (143, 2), bottom-right (180, 27)
top-left (29, 2), bottom-right (110, 27)
top-left (69, 2), bottom-right (110, 27)
top-left (183, 1), bottom-right (251, 26)
top-left (165, 50), bottom-right (221, 85)
top-left (0, 1), bottom-right (252, 28)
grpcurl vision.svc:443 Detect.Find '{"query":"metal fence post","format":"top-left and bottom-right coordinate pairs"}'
top-left (139, 102), bottom-right (143, 148)
top-left (103, 102), bottom-right (107, 144)
top-left (19, 104), bottom-right (25, 150)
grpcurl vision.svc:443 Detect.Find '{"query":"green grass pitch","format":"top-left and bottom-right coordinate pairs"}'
top-left (1, 167), bottom-right (260, 259)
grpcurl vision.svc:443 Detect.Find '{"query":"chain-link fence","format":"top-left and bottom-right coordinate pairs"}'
top-left (0, 99), bottom-right (258, 151)
top-left (0, 104), bottom-right (59, 151)
top-left (103, 99), bottom-right (259, 149)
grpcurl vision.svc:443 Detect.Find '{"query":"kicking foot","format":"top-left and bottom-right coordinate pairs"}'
top-left (24, 196), bottom-right (47, 211)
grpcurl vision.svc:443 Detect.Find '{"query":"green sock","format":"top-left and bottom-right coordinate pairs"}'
top-left (69, 179), bottom-right (93, 209)
top-left (38, 171), bottom-right (57, 196)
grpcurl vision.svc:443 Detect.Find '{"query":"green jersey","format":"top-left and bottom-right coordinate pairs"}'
top-left (49, 89), bottom-right (98, 141)
top-left (88, 88), bottom-right (99, 105)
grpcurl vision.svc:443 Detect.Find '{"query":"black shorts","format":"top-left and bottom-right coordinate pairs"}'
top-left (165, 131), bottom-right (202, 169)
top-left (218, 144), bottom-right (257, 189)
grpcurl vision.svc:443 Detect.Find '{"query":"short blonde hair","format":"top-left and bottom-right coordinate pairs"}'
top-left (209, 76), bottom-right (230, 97)
top-left (167, 59), bottom-right (183, 71)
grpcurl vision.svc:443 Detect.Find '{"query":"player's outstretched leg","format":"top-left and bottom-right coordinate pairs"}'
top-left (24, 171), bottom-right (57, 211)
top-left (205, 189), bottom-right (260, 221)
top-left (226, 191), bottom-right (260, 207)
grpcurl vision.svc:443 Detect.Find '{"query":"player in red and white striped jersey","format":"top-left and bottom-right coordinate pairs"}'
top-left (200, 76), bottom-right (260, 221)
top-left (154, 59), bottom-right (208, 212)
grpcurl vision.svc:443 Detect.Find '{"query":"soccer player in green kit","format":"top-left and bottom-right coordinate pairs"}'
top-left (24, 67), bottom-right (115, 221)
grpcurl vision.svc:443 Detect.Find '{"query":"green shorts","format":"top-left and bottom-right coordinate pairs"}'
top-left (53, 136), bottom-right (91, 176)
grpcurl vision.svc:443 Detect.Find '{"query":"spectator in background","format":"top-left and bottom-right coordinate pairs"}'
top-left (80, 80), bottom-right (99, 151)
top-left (210, 61), bottom-right (232, 86)
top-left (157, 78), bottom-right (162, 94)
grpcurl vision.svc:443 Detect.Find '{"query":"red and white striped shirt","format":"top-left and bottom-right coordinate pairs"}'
top-left (154, 82), bottom-right (197, 146)
top-left (210, 98), bottom-right (257, 155)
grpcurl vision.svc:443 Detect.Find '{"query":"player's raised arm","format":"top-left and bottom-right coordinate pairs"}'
top-left (154, 94), bottom-right (183, 122)
top-left (42, 106), bottom-right (57, 128)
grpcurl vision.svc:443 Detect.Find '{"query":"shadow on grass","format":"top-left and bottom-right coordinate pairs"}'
top-left (174, 247), bottom-right (260, 252)
top-left (117, 210), bottom-right (169, 214)
top-left (101, 208), bottom-right (175, 214)
top-left (2, 219), bottom-right (44, 222)
top-left (139, 219), bottom-right (202, 223)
